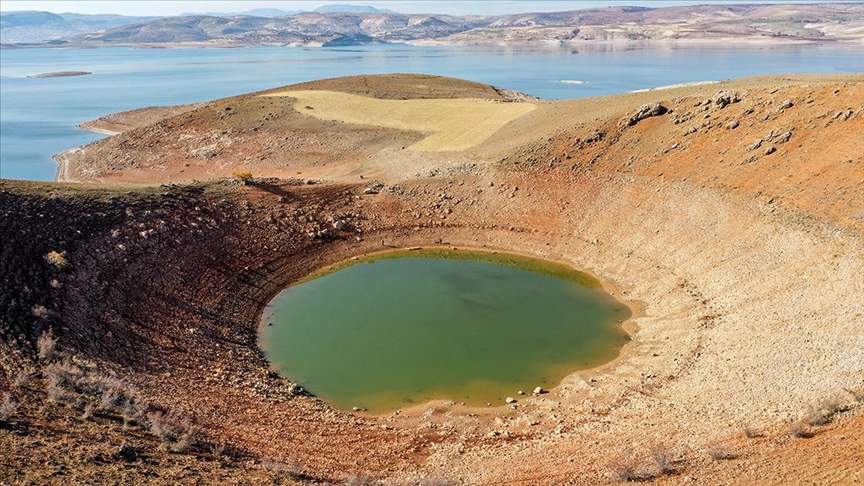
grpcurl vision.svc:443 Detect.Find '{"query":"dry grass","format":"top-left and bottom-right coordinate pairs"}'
top-left (261, 455), bottom-right (303, 479)
top-left (706, 442), bottom-right (739, 460)
top-left (147, 409), bottom-right (199, 452)
top-left (788, 420), bottom-right (813, 438)
top-left (261, 90), bottom-right (536, 151)
top-left (0, 393), bottom-right (18, 422)
top-left (233, 170), bottom-right (253, 184)
top-left (13, 370), bottom-right (32, 389)
top-left (651, 444), bottom-right (678, 475)
top-left (845, 387), bottom-right (864, 403)
top-left (343, 472), bottom-right (378, 486)
top-left (806, 397), bottom-right (848, 426)
top-left (44, 250), bottom-right (68, 267)
top-left (37, 330), bottom-right (57, 361)
top-left (742, 424), bottom-right (764, 438)
top-left (608, 448), bottom-right (647, 482)
top-left (43, 359), bottom-right (81, 390)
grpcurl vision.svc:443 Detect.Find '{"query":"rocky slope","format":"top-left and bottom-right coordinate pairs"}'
top-left (2, 73), bottom-right (864, 484)
top-left (0, 11), bottom-right (157, 44)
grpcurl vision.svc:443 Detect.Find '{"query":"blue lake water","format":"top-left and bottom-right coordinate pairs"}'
top-left (1, 43), bottom-right (862, 181)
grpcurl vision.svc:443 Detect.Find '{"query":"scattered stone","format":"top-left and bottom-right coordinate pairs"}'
top-left (505, 397), bottom-right (517, 404)
top-left (726, 120), bottom-right (739, 129)
top-left (764, 146), bottom-right (777, 155)
top-left (774, 131), bottom-right (792, 144)
top-left (116, 443), bottom-right (137, 462)
top-left (713, 90), bottom-right (740, 109)
top-left (746, 139), bottom-right (763, 152)
top-left (363, 187), bottom-right (378, 195)
top-left (517, 390), bottom-right (525, 395)
top-left (777, 99), bottom-right (794, 111)
top-left (533, 386), bottom-right (546, 395)
top-left (684, 126), bottom-right (698, 135)
top-left (835, 109), bottom-right (854, 121)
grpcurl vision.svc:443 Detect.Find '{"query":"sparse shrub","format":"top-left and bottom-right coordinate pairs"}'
top-left (44, 250), bottom-right (68, 268)
top-left (93, 375), bottom-right (131, 411)
top-left (0, 394), bottom-right (18, 422)
top-left (44, 359), bottom-right (80, 388)
top-left (170, 425), bottom-right (199, 453)
top-left (706, 442), bottom-right (738, 460)
top-left (210, 443), bottom-right (225, 459)
top-left (742, 425), bottom-right (762, 439)
top-left (343, 473), bottom-right (379, 486)
top-left (788, 420), bottom-right (812, 438)
top-left (844, 387), bottom-right (864, 403)
top-left (13, 370), bottom-right (31, 389)
top-left (651, 444), bottom-right (676, 475)
top-left (233, 170), bottom-right (253, 184)
top-left (148, 408), bottom-right (197, 452)
top-left (82, 403), bottom-right (96, 420)
top-left (416, 478), bottom-right (458, 486)
top-left (37, 329), bottom-right (58, 361)
top-left (46, 381), bottom-right (72, 404)
top-left (31, 305), bottom-right (50, 318)
top-left (261, 455), bottom-right (302, 479)
top-left (121, 394), bottom-right (148, 425)
top-left (608, 448), bottom-right (644, 482)
top-left (806, 397), bottom-right (847, 426)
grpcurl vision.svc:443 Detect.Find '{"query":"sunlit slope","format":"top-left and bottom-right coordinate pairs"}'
top-left (261, 90), bottom-right (536, 152)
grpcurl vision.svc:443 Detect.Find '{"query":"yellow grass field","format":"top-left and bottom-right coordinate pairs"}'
top-left (261, 90), bottom-right (536, 151)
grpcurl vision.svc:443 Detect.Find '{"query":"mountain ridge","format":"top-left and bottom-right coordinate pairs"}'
top-left (3, 4), bottom-right (863, 47)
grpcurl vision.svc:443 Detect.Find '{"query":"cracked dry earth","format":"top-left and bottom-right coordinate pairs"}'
top-left (2, 73), bottom-right (863, 485)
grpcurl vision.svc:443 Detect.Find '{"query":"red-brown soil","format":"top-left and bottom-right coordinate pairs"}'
top-left (3, 73), bottom-right (863, 485)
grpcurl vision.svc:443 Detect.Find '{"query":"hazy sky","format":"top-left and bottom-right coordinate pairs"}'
top-left (0, 0), bottom-right (842, 16)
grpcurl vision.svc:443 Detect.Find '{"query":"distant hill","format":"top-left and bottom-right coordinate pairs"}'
top-left (0, 10), bottom-right (157, 43)
top-left (181, 5), bottom-right (397, 18)
top-left (70, 12), bottom-right (486, 46)
top-left (312, 4), bottom-right (397, 14)
top-left (4, 4), bottom-right (863, 47)
top-left (181, 8), bottom-right (303, 18)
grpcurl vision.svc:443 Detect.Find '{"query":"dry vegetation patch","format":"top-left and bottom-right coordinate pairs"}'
top-left (261, 90), bottom-right (536, 151)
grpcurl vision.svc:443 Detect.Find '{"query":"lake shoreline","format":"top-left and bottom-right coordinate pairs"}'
top-left (5, 37), bottom-right (864, 51)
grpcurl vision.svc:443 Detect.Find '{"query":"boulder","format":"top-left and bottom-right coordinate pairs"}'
top-left (713, 91), bottom-right (740, 109)
top-left (619, 103), bottom-right (668, 128)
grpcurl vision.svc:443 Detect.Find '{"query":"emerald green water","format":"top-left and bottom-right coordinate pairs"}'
top-left (259, 250), bottom-right (630, 412)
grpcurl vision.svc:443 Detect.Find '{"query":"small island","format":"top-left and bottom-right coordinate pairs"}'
top-left (28, 71), bottom-right (92, 78)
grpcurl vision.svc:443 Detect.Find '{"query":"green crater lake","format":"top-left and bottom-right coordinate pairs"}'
top-left (259, 250), bottom-right (631, 412)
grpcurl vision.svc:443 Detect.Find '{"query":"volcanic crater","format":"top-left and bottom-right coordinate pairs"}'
top-left (2, 73), bottom-right (863, 485)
